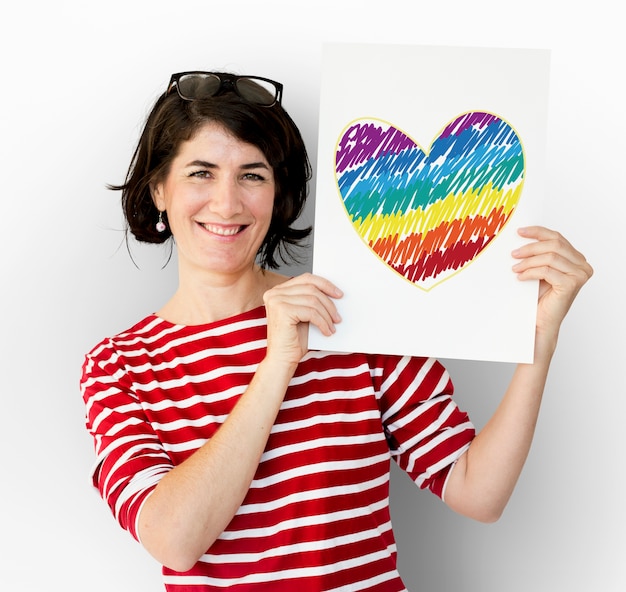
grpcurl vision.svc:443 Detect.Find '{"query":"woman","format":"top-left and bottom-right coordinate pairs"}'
top-left (81, 71), bottom-right (593, 591)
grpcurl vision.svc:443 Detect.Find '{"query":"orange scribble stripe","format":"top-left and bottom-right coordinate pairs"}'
top-left (371, 207), bottom-right (511, 268)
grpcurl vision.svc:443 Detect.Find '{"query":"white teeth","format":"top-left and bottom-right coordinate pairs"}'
top-left (202, 223), bottom-right (241, 236)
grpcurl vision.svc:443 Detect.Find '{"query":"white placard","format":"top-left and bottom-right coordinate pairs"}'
top-left (310, 43), bottom-right (550, 363)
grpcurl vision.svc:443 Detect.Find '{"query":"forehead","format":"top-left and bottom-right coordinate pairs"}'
top-left (175, 121), bottom-right (267, 162)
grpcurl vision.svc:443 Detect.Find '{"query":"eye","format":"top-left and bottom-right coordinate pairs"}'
top-left (242, 172), bottom-right (266, 182)
top-left (189, 170), bottom-right (211, 179)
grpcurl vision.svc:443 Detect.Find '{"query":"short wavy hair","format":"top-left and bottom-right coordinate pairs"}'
top-left (110, 75), bottom-right (312, 269)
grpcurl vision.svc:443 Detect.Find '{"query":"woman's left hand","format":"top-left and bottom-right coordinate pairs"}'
top-left (445, 226), bottom-right (592, 521)
top-left (512, 226), bottom-right (593, 353)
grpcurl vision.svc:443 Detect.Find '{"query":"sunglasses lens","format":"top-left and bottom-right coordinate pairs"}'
top-left (176, 74), bottom-right (221, 100)
top-left (235, 77), bottom-right (279, 106)
top-left (171, 73), bottom-right (281, 106)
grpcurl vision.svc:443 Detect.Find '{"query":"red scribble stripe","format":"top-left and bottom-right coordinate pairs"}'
top-left (395, 237), bottom-right (493, 283)
top-left (370, 207), bottom-right (512, 282)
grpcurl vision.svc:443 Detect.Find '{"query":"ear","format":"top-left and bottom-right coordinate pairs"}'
top-left (150, 181), bottom-right (166, 212)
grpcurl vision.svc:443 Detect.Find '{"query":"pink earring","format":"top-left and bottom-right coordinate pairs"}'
top-left (156, 211), bottom-right (167, 233)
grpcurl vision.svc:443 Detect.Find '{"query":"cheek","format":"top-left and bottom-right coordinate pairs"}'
top-left (165, 186), bottom-right (206, 214)
top-left (264, 192), bottom-right (278, 224)
top-left (249, 185), bottom-right (276, 218)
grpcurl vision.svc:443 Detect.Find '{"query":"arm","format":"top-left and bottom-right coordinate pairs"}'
top-left (137, 274), bottom-right (343, 571)
top-left (444, 226), bottom-right (593, 522)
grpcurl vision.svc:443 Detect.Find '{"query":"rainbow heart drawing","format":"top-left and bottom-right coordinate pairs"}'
top-left (335, 112), bottom-right (525, 290)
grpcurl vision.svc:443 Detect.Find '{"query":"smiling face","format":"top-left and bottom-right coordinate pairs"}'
top-left (151, 121), bottom-right (275, 283)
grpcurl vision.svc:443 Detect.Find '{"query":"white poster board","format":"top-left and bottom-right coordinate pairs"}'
top-left (310, 43), bottom-right (551, 363)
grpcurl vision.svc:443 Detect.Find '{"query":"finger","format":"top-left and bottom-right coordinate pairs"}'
top-left (513, 261), bottom-right (592, 304)
top-left (279, 273), bottom-right (344, 299)
top-left (514, 227), bottom-right (570, 258)
top-left (264, 277), bottom-right (343, 324)
top-left (513, 262), bottom-right (587, 289)
top-left (513, 227), bottom-right (592, 273)
top-left (512, 251), bottom-right (580, 276)
top-left (516, 225), bottom-right (559, 240)
top-left (269, 292), bottom-right (341, 334)
top-left (265, 286), bottom-right (341, 320)
top-left (264, 287), bottom-right (343, 338)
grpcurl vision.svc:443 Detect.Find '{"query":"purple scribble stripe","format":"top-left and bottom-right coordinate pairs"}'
top-left (440, 112), bottom-right (499, 139)
top-left (336, 122), bottom-right (415, 174)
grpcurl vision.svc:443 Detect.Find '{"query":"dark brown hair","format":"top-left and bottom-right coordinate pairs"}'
top-left (110, 76), bottom-right (312, 269)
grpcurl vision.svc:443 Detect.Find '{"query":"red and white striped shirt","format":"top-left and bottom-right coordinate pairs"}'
top-left (81, 306), bottom-right (475, 591)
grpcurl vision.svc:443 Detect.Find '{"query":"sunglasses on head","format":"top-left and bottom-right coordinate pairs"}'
top-left (167, 71), bottom-right (283, 107)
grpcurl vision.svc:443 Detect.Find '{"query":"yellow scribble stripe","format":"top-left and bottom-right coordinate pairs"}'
top-left (354, 182), bottom-right (523, 243)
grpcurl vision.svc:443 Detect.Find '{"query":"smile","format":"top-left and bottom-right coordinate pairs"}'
top-left (200, 223), bottom-right (244, 236)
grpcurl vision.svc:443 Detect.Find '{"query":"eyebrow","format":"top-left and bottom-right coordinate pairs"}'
top-left (186, 160), bottom-right (270, 170)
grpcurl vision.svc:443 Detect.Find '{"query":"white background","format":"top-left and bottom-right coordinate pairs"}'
top-left (1, 1), bottom-right (623, 590)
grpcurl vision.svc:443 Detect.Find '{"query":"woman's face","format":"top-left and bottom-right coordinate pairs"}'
top-left (151, 121), bottom-right (275, 281)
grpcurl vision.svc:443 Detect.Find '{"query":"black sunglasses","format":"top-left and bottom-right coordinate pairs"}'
top-left (167, 71), bottom-right (283, 107)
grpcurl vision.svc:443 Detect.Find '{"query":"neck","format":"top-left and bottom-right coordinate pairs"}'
top-left (157, 264), bottom-right (285, 326)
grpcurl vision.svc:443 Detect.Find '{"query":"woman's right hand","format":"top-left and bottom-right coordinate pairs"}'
top-left (263, 273), bottom-right (343, 368)
top-left (138, 273), bottom-right (343, 571)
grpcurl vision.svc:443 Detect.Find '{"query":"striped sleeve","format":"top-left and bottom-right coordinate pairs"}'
top-left (371, 354), bottom-right (475, 498)
top-left (80, 340), bottom-right (173, 541)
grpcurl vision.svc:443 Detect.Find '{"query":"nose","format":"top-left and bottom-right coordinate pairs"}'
top-left (208, 178), bottom-right (244, 218)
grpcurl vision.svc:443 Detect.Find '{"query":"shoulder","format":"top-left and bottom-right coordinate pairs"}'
top-left (83, 306), bottom-right (269, 372)
top-left (84, 314), bottom-right (165, 359)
